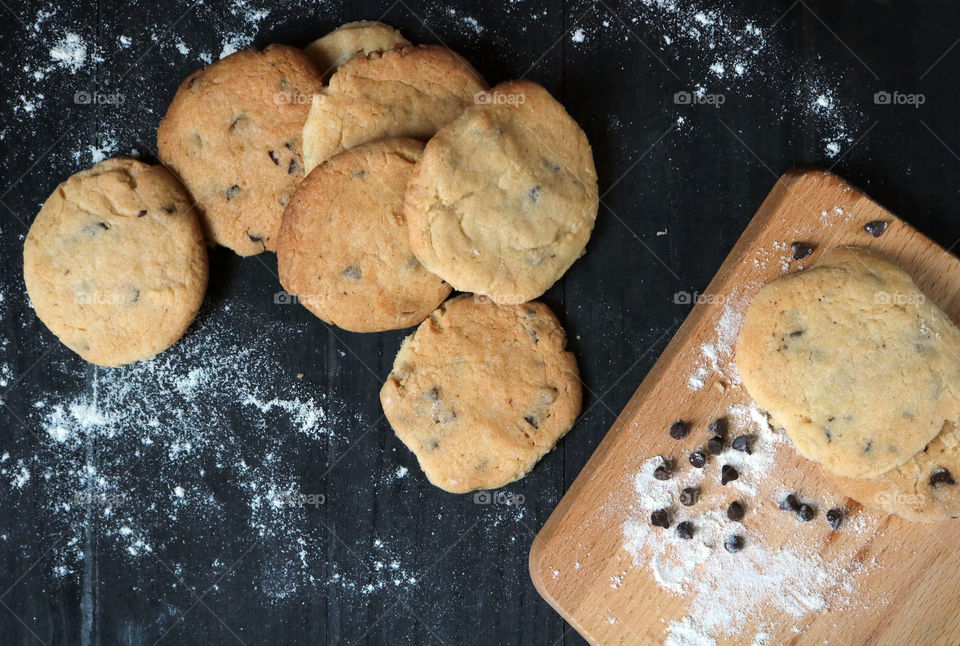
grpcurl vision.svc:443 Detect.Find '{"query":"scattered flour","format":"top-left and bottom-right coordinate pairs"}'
top-left (622, 405), bottom-right (878, 644)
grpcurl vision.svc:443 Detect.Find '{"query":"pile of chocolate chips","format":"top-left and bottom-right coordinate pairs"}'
top-left (648, 416), bottom-right (749, 552)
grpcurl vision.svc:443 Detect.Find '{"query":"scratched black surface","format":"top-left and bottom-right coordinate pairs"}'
top-left (1, 0), bottom-right (960, 644)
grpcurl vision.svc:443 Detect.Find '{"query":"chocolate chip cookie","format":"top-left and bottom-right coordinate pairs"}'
top-left (23, 157), bottom-right (208, 367)
top-left (277, 137), bottom-right (450, 332)
top-left (736, 246), bottom-right (960, 478)
top-left (157, 45), bottom-right (323, 256)
top-left (301, 44), bottom-right (487, 173)
top-left (304, 21), bottom-right (410, 80)
top-left (404, 79), bottom-right (599, 304)
top-left (380, 295), bottom-right (581, 493)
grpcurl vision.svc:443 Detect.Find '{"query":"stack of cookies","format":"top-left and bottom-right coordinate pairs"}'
top-left (23, 22), bottom-right (599, 494)
top-left (736, 247), bottom-right (960, 521)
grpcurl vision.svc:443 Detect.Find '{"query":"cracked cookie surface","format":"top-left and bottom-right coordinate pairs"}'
top-left (736, 246), bottom-right (960, 478)
top-left (157, 45), bottom-right (323, 256)
top-left (277, 137), bottom-right (450, 332)
top-left (404, 79), bottom-right (599, 303)
top-left (23, 157), bottom-right (208, 367)
top-left (301, 45), bottom-right (487, 174)
top-left (380, 295), bottom-right (581, 493)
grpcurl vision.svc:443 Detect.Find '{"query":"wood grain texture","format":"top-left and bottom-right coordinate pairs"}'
top-left (530, 169), bottom-right (960, 646)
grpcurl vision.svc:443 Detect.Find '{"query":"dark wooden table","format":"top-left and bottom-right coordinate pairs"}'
top-left (1, 1), bottom-right (958, 644)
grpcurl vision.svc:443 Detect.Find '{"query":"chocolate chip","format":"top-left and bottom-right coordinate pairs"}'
top-left (826, 508), bottom-right (844, 530)
top-left (676, 521), bottom-right (694, 540)
top-left (229, 114), bottom-right (247, 131)
top-left (524, 415), bottom-right (539, 429)
top-left (248, 234), bottom-right (264, 243)
top-left (863, 440), bottom-right (873, 454)
top-left (527, 185), bottom-right (541, 202)
top-left (689, 451), bottom-right (707, 469)
top-left (731, 435), bottom-right (752, 454)
top-left (651, 509), bottom-right (670, 529)
top-left (137, 209), bottom-right (147, 217)
top-left (354, 170), bottom-right (366, 178)
top-left (653, 463), bottom-right (672, 481)
top-left (930, 467), bottom-right (956, 487)
top-left (161, 206), bottom-right (175, 214)
top-left (187, 76), bottom-right (198, 89)
top-left (791, 241), bottom-right (815, 260)
top-left (341, 265), bottom-right (362, 281)
top-left (707, 436), bottom-right (724, 455)
top-left (724, 534), bottom-right (745, 553)
top-left (864, 220), bottom-right (888, 237)
top-left (708, 418), bottom-right (728, 437)
top-left (128, 287), bottom-right (140, 304)
top-left (268, 150), bottom-right (280, 165)
top-left (720, 464), bottom-right (738, 485)
top-left (225, 185), bottom-right (241, 200)
top-left (797, 504), bottom-right (815, 522)
top-left (669, 419), bottom-right (690, 440)
top-left (789, 330), bottom-right (804, 338)
top-left (779, 494), bottom-right (801, 512)
top-left (97, 221), bottom-right (109, 230)
top-left (727, 500), bottom-right (745, 522)
top-left (288, 159), bottom-right (302, 175)
top-left (732, 434), bottom-right (754, 454)
top-left (680, 487), bottom-right (699, 506)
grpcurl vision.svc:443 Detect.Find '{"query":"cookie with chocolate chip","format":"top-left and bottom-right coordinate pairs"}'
top-left (826, 420), bottom-right (960, 522)
top-left (380, 295), bottom-right (581, 493)
top-left (23, 157), bottom-right (207, 367)
top-left (304, 21), bottom-right (410, 79)
top-left (737, 246), bottom-right (960, 479)
top-left (277, 138), bottom-right (450, 332)
top-left (157, 45), bottom-right (323, 255)
top-left (405, 79), bottom-right (599, 303)
top-left (301, 44), bottom-right (487, 173)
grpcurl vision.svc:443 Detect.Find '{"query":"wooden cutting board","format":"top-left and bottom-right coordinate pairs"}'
top-left (530, 169), bottom-right (960, 646)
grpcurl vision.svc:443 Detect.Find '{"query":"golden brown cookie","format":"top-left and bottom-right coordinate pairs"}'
top-left (404, 79), bottom-right (599, 304)
top-left (277, 137), bottom-right (450, 332)
top-left (23, 157), bottom-right (208, 367)
top-left (304, 21), bottom-right (410, 79)
top-left (157, 45), bottom-right (323, 256)
top-left (301, 44), bottom-right (487, 173)
top-left (827, 420), bottom-right (960, 522)
top-left (736, 246), bottom-right (960, 479)
top-left (380, 295), bottom-right (581, 493)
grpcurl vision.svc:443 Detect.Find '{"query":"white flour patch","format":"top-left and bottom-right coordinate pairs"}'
top-left (49, 32), bottom-right (88, 72)
top-left (218, 0), bottom-right (271, 59)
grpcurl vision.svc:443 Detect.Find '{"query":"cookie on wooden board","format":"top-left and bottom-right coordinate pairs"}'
top-left (404, 79), bottom-right (599, 304)
top-left (736, 246), bottom-right (960, 479)
top-left (304, 21), bottom-right (410, 79)
top-left (23, 157), bottom-right (208, 367)
top-left (157, 45), bottom-right (323, 256)
top-left (301, 44), bottom-right (487, 173)
top-left (380, 295), bottom-right (581, 493)
top-left (277, 137), bottom-right (450, 332)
